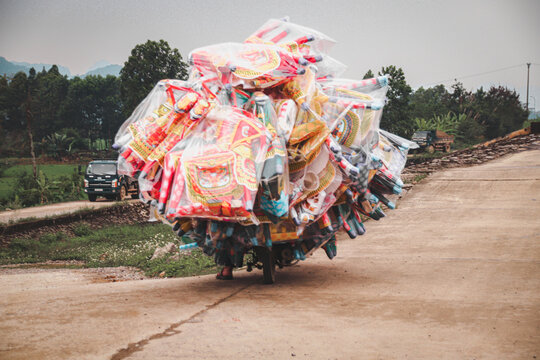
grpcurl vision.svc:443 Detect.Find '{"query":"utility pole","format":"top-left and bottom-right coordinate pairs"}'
top-left (526, 63), bottom-right (531, 111)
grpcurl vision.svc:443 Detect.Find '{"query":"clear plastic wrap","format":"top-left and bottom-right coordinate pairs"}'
top-left (114, 80), bottom-right (192, 148)
top-left (109, 17), bottom-right (417, 272)
top-left (245, 18), bottom-right (345, 79)
top-left (162, 106), bottom-right (269, 223)
top-left (189, 42), bottom-right (308, 89)
top-left (244, 92), bottom-right (290, 220)
top-left (319, 75), bottom-right (389, 100)
top-left (321, 75), bottom-right (389, 152)
top-left (245, 18), bottom-right (337, 55)
top-left (374, 129), bottom-right (418, 181)
top-left (114, 82), bottom-right (202, 177)
top-left (273, 99), bottom-right (297, 142)
top-left (368, 130), bottom-right (413, 204)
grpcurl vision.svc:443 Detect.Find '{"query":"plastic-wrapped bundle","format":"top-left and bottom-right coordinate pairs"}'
top-left (245, 92), bottom-right (290, 220)
top-left (159, 106), bottom-right (269, 223)
top-left (189, 42), bottom-right (309, 90)
top-left (245, 17), bottom-right (336, 54)
top-left (114, 80), bottom-right (191, 149)
top-left (363, 130), bottom-right (418, 212)
top-left (113, 81), bottom-right (207, 178)
top-left (111, 17), bottom-right (417, 282)
top-left (375, 129), bottom-right (419, 180)
top-left (245, 17), bottom-right (347, 80)
top-left (322, 75), bottom-right (389, 151)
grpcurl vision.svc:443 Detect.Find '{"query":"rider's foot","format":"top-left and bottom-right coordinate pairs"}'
top-left (216, 266), bottom-right (233, 280)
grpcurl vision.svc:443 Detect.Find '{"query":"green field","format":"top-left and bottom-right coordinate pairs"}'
top-left (3, 164), bottom-right (81, 178)
top-left (0, 164), bottom-right (83, 203)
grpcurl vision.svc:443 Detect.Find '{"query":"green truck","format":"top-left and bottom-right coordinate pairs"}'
top-left (411, 130), bottom-right (454, 153)
top-left (84, 160), bottom-right (139, 202)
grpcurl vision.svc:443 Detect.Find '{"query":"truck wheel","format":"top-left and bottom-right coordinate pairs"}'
top-left (427, 145), bottom-right (435, 154)
top-left (117, 186), bottom-right (127, 201)
top-left (88, 194), bottom-right (97, 202)
top-left (445, 144), bottom-right (451, 153)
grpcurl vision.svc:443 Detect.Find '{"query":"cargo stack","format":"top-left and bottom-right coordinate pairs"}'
top-left (112, 18), bottom-right (416, 278)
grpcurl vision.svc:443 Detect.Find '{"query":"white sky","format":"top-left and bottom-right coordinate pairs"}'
top-left (1, 0), bottom-right (539, 110)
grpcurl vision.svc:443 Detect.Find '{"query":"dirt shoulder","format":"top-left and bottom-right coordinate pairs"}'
top-left (0, 198), bottom-right (139, 225)
top-left (0, 201), bottom-right (149, 246)
top-left (1, 148), bottom-right (539, 359)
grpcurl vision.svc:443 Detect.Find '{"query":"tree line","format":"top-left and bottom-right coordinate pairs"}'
top-left (0, 40), bottom-right (530, 160)
top-left (366, 66), bottom-right (529, 146)
top-left (0, 40), bottom-right (188, 159)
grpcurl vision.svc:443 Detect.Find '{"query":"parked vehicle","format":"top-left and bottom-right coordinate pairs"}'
top-left (84, 160), bottom-right (138, 202)
top-left (411, 130), bottom-right (454, 153)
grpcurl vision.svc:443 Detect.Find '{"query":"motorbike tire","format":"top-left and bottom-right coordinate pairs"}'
top-left (254, 246), bottom-right (275, 284)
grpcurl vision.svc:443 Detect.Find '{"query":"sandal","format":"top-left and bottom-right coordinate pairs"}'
top-left (216, 268), bottom-right (233, 280)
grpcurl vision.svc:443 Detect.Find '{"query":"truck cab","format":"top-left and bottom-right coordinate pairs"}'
top-left (411, 131), bottom-right (434, 147)
top-left (84, 160), bottom-right (138, 202)
top-left (412, 130), bottom-right (453, 153)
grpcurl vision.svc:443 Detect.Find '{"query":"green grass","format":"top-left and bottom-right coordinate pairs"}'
top-left (412, 173), bottom-right (428, 183)
top-left (0, 163), bottom-right (85, 204)
top-left (0, 178), bottom-right (16, 202)
top-left (403, 173), bottom-right (428, 184)
top-left (3, 164), bottom-right (81, 178)
top-left (0, 223), bottom-right (217, 278)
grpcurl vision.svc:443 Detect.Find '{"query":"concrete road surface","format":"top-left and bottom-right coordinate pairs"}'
top-left (1, 150), bottom-right (539, 360)
top-left (0, 199), bottom-right (135, 224)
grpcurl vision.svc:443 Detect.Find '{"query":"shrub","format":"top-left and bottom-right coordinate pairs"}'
top-left (456, 116), bottom-right (484, 146)
top-left (18, 188), bottom-right (41, 207)
top-left (40, 233), bottom-right (59, 244)
top-left (40, 232), bottom-right (67, 244)
top-left (9, 238), bottom-right (37, 252)
top-left (73, 224), bottom-right (91, 236)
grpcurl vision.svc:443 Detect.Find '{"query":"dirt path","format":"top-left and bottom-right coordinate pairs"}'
top-left (1, 150), bottom-right (539, 359)
top-left (0, 199), bottom-right (137, 224)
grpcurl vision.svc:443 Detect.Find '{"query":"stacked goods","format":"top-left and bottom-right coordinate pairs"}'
top-left (113, 18), bottom-right (416, 276)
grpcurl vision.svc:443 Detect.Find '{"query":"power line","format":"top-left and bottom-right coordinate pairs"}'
top-left (425, 63), bottom-right (528, 87)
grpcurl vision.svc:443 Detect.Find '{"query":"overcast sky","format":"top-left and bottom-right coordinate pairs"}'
top-left (1, 0), bottom-right (539, 110)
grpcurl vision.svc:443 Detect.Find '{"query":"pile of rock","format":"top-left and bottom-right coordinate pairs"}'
top-left (404, 133), bottom-right (540, 176)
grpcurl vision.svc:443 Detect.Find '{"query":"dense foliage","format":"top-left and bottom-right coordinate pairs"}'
top-left (0, 46), bottom-right (530, 160)
top-left (0, 40), bottom-right (187, 159)
top-left (1, 167), bottom-right (85, 209)
top-left (361, 66), bottom-right (529, 144)
top-left (0, 67), bottom-right (122, 158)
top-left (120, 40), bottom-right (188, 116)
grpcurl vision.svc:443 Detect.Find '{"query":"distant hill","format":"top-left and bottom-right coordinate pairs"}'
top-left (82, 64), bottom-right (122, 77)
top-left (86, 60), bottom-right (112, 72)
top-left (0, 57), bottom-right (72, 77)
top-left (11, 60), bottom-right (71, 77)
top-left (1, 57), bottom-right (122, 78)
top-left (0, 57), bottom-right (31, 76)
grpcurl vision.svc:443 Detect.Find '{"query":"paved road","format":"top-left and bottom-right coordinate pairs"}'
top-left (1, 150), bottom-right (539, 359)
top-left (0, 199), bottom-right (136, 224)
